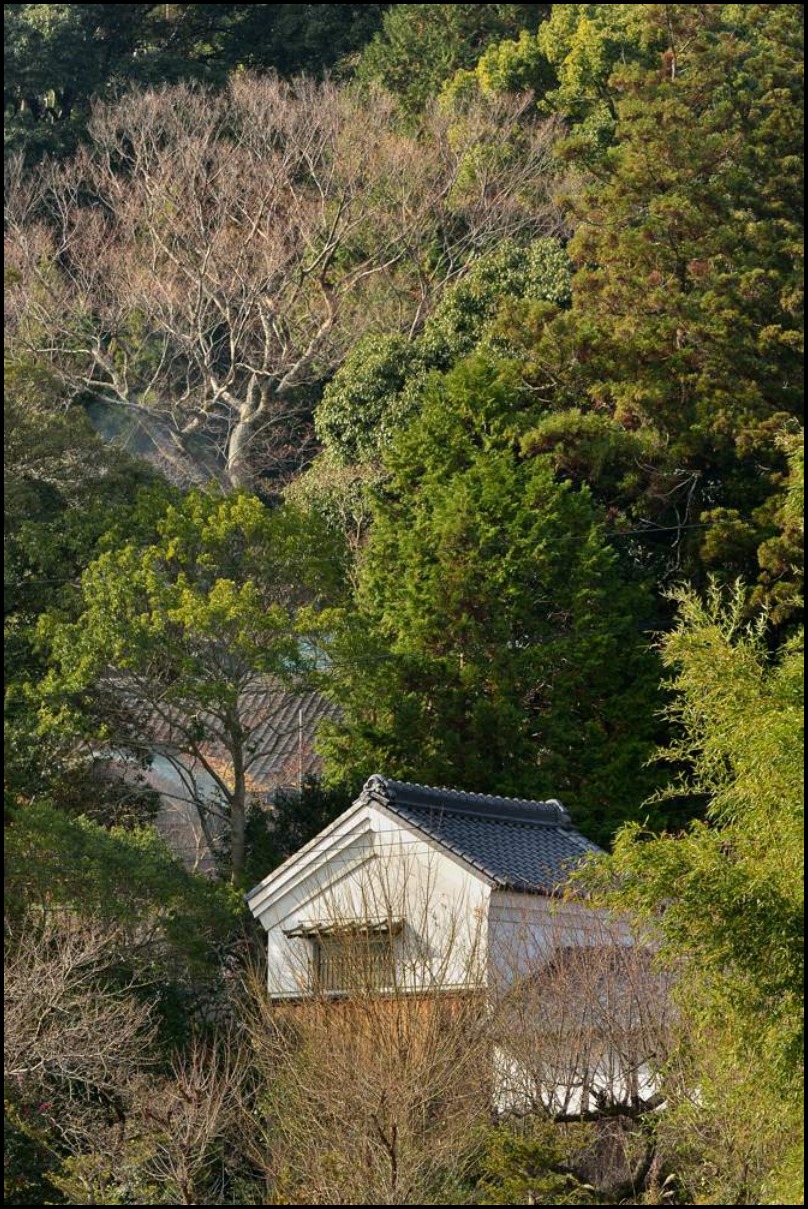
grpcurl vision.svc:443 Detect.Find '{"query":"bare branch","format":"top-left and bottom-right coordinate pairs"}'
top-left (6, 78), bottom-right (563, 488)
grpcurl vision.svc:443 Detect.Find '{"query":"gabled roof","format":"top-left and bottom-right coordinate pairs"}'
top-left (143, 678), bottom-right (338, 792)
top-left (362, 775), bottom-right (601, 894)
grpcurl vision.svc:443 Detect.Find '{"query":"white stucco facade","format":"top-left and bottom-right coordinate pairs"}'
top-left (246, 780), bottom-right (665, 1118)
top-left (247, 798), bottom-right (493, 998)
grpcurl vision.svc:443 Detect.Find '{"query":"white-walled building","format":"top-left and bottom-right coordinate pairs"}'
top-left (246, 774), bottom-right (603, 998)
top-left (246, 774), bottom-right (666, 1118)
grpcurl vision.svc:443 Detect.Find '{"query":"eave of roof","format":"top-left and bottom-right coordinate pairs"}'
top-left (245, 774), bottom-right (603, 912)
top-left (360, 775), bottom-right (601, 895)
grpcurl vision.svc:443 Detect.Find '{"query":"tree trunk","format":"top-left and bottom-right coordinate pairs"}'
top-left (226, 409), bottom-right (259, 491)
top-left (230, 745), bottom-right (247, 886)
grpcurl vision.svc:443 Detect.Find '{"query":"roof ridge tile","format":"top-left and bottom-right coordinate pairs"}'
top-left (363, 774), bottom-right (572, 826)
top-left (361, 774), bottom-right (600, 894)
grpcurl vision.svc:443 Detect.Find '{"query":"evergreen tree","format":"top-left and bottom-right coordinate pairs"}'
top-left (584, 582), bottom-right (804, 1203)
top-left (319, 359), bottom-right (663, 845)
top-left (356, 3), bottom-right (547, 113)
top-left (555, 4), bottom-right (803, 588)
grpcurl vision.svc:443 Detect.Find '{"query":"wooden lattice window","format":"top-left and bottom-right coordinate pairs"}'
top-left (310, 925), bottom-right (399, 993)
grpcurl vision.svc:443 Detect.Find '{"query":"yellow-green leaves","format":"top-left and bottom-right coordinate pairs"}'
top-left (581, 582), bottom-right (804, 1203)
top-left (35, 490), bottom-right (345, 880)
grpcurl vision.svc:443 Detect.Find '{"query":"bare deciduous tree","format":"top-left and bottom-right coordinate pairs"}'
top-left (6, 77), bottom-right (563, 487)
top-left (492, 912), bottom-right (673, 1124)
top-left (135, 1035), bottom-right (249, 1206)
top-left (3, 883), bottom-right (674, 1203)
top-left (490, 910), bottom-right (675, 1203)
top-left (244, 976), bottom-right (492, 1204)
top-left (4, 910), bottom-right (158, 1201)
top-left (239, 863), bottom-right (674, 1204)
top-left (5, 910), bottom-right (251, 1205)
top-left (4, 912), bottom-right (156, 1112)
top-left (242, 862), bottom-right (492, 1204)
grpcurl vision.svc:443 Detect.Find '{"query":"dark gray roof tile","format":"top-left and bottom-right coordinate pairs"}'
top-left (362, 775), bottom-right (601, 894)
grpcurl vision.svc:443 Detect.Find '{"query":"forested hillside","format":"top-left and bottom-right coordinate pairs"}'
top-left (4, 5), bottom-right (803, 1204)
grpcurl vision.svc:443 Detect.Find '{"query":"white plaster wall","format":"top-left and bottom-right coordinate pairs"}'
top-left (251, 804), bottom-right (491, 998)
top-left (487, 890), bottom-right (634, 986)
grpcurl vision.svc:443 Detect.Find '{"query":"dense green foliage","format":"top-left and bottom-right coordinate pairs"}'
top-left (444, 4), bottom-right (660, 152)
top-left (3, 3), bottom-right (804, 1203)
top-left (318, 357), bottom-right (663, 845)
top-left (4, 3), bottom-right (387, 160)
top-left (565, 6), bottom-right (803, 451)
top-left (356, 3), bottom-right (548, 113)
top-left (315, 237), bottom-right (572, 466)
top-left (581, 581), bottom-right (804, 1204)
top-left (5, 799), bottom-right (241, 965)
top-left (36, 490), bottom-right (345, 881)
top-left (449, 4), bottom-right (804, 619)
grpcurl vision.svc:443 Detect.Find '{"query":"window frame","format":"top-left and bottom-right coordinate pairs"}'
top-left (304, 920), bottom-right (403, 994)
